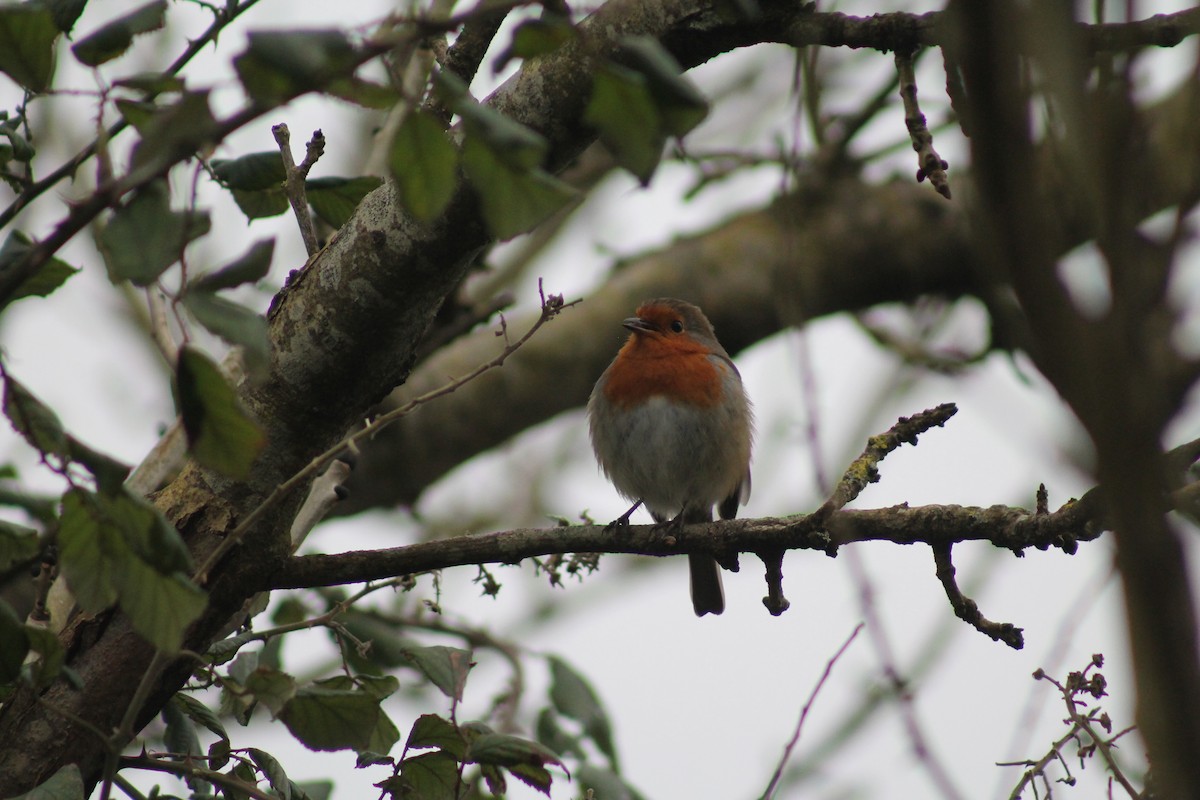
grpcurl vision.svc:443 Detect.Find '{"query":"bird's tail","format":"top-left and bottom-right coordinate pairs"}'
top-left (688, 554), bottom-right (725, 616)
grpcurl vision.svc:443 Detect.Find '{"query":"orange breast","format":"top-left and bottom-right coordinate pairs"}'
top-left (602, 336), bottom-right (724, 409)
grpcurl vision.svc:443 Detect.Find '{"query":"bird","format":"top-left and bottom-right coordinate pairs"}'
top-left (588, 297), bottom-right (753, 616)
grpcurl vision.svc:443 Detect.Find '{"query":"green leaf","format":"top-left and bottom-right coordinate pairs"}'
top-left (3, 374), bottom-right (69, 459)
top-left (192, 239), bottom-right (275, 292)
top-left (466, 733), bottom-right (563, 770)
top-left (280, 687), bottom-right (381, 752)
top-left (0, 4), bottom-right (59, 93)
top-left (65, 436), bottom-right (129, 495)
top-left (493, 13), bottom-right (575, 70)
top-left (47, 0), bottom-right (87, 35)
top-left (245, 667), bottom-right (298, 717)
top-left (534, 708), bottom-right (582, 761)
top-left (22, 624), bottom-right (65, 688)
top-left (369, 708), bottom-right (400, 755)
top-left (58, 489), bottom-right (122, 612)
top-left (248, 748), bottom-right (291, 800)
top-left (508, 761), bottom-right (554, 796)
top-left (113, 72), bottom-right (186, 95)
top-left (175, 346), bottom-right (266, 479)
top-left (437, 72), bottom-right (546, 172)
top-left (293, 780), bottom-right (333, 800)
top-left (103, 488), bottom-right (192, 574)
top-left (322, 673), bottom-right (399, 702)
top-left (0, 231), bottom-right (79, 308)
top-left (180, 291), bottom-right (269, 376)
top-left (461, 138), bottom-right (576, 241)
top-left (58, 487), bottom-right (202, 651)
top-left (578, 764), bottom-right (646, 800)
top-left (208, 738), bottom-right (231, 771)
top-left (172, 693), bottom-right (230, 744)
top-left (0, 519), bottom-right (39, 573)
top-left (305, 176), bottom-right (382, 229)
top-left (585, 64), bottom-right (663, 184)
top-left (234, 30), bottom-right (359, 105)
top-left (71, 0), bottom-right (166, 67)
top-left (617, 36), bottom-right (708, 137)
top-left (405, 714), bottom-right (466, 760)
top-left (99, 180), bottom-right (211, 286)
top-left (212, 151), bottom-right (287, 191)
top-left (328, 75), bottom-right (396, 109)
top-left (389, 110), bottom-right (459, 222)
top-left (310, 675), bottom-right (399, 753)
top-left (11, 763), bottom-right (84, 800)
top-left (231, 187), bottom-right (289, 221)
top-left (0, 124), bottom-right (35, 178)
top-left (114, 98), bottom-right (157, 130)
top-left (479, 763), bottom-right (505, 796)
top-left (548, 655), bottom-right (616, 764)
top-left (117, 557), bottom-right (206, 652)
top-left (128, 90), bottom-right (219, 173)
top-left (401, 644), bottom-right (472, 702)
top-left (394, 751), bottom-right (461, 800)
top-left (162, 695), bottom-right (202, 757)
top-left (338, 612), bottom-right (413, 670)
top-left (0, 600), bottom-right (29, 683)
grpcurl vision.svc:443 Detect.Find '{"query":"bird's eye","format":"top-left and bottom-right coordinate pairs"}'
top-left (670, 320), bottom-right (684, 333)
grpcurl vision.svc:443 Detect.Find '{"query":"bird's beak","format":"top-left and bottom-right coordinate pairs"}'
top-left (622, 316), bottom-right (655, 334)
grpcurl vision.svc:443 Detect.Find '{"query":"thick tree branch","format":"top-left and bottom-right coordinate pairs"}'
top-left (267, 493), bottom-right (1109, 592)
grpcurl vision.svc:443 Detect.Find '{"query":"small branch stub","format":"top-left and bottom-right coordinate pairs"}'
top-left (273, 124), bottom-right (325, 258)
top-left (933, 542), bottom-right (1024, 649)
top-left (815, 402), bottom-right (957, 524)
top-left (759, 549), bottom-right (790, 616)
top-left (895, 48), bottom-right (951, 199)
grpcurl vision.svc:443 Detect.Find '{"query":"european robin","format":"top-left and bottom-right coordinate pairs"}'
top-left (588, 298), bottom-right (754, 616)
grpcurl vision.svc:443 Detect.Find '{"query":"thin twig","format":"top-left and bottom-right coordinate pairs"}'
top-left (1000, 722), bottom-right (1083, 800)
top-left (895, 48), bottom-right (951, 199)
top-left (1039, 667), bottom-right (1142, 798)
top-left (814, 403), bottom-right (957, 525)
top-left (427, 5), bottom-right (511, 125)
top-left (145, 288), bottom-right (177, 367)
top-left (192, 286), bottom-right (576, 585)
top-left (847, 548), bottom-right (965, 800)
top-left (932, 542), bottom-right (1024, 648)
top-left (272, 125), bottom-right (324, 257)
top-left (760, 623), bottom-right (863, 800)
top-left (119, 755), bottom-right (277, 800)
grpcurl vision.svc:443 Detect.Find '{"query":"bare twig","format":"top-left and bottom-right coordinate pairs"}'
top-left (272, 125), bottom-right (325, 257)
top-left (427, 6), bottom-right (511, 125)
top-left (895, 48), bottom-right (951, 198)
top-left (847, 548), bottom-right (965, 800)
top-left (1002, 657), bottom-right (1142, 799)
top-left (119, 755), bottom-right (276, 800)
top-left (932, 542), bottom-right (1024, 648)
top-left (760, 622), bottom-right (863, 800)
top-left (814, 403), bottom-right (957, 525)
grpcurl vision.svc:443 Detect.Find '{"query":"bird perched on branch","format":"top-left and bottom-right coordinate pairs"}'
top-left (588, 298), bottom-right (754, 616)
